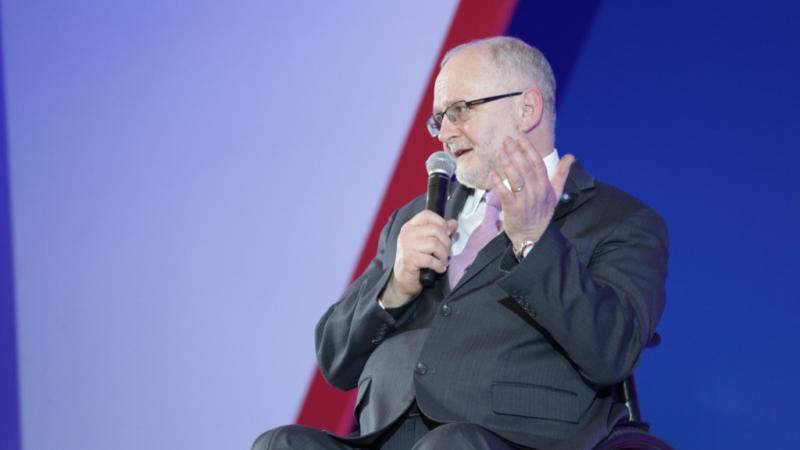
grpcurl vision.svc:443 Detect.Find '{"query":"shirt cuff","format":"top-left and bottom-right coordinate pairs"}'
top-left (377, 297), bottom-right (414, 320)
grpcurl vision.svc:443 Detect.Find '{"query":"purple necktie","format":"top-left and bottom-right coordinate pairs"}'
top-left (448, 190), bottom-right (502, 288)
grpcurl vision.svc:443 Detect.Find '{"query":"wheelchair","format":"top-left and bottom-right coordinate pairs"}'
top-left (593, 333), bottom-right (673, 450)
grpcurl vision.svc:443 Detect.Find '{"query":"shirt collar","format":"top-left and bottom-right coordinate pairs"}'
top-left (543, 148), bottom-right (560, 180)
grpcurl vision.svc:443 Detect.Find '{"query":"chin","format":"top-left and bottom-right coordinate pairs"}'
top-left (456, 177), bottom-right (477, 189)
top-left (455, 167), bottom-right (490, 190)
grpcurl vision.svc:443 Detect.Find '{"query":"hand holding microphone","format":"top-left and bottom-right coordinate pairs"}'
top-left (381, 152), bottom-right (457, 308)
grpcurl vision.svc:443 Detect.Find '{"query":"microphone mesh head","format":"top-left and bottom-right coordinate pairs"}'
top-left (425, 151), bottom-right (456, 177)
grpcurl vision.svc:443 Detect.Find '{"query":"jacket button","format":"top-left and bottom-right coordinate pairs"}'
top-left (440, 304), bottom-right (452, 317)
top-left (415, 362), bottom-right (428, 375)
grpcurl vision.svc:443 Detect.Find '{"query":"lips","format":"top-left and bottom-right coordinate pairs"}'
top-left (454, 148), bottom-right (472, 158)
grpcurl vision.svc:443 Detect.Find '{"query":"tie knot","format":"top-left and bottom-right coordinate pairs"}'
top-left (485, 190), bottom-right (501, 212)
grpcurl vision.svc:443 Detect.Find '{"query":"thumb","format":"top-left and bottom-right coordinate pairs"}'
top-left (551, 154), bottom-right (575, 200)
top-left (446, 219), bottom-right (458, 235)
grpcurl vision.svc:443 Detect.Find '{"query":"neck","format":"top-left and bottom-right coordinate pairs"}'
top-left (529, 131), bottom-right (555, 159)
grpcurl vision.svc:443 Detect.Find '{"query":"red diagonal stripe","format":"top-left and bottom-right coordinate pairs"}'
top-left (296, 0), bottom-right (518, 434)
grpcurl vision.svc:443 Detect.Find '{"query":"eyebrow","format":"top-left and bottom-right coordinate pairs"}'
top-left (433, 99), bottom-right (463, 115)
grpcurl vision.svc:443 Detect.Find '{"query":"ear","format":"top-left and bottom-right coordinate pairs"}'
top-left (518, 87), bottom-right (544, 132)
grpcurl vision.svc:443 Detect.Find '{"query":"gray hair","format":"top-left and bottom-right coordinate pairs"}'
top-left (441, 36), bottom-right (557, 130)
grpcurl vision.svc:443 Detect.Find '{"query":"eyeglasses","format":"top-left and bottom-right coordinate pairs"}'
top-left (426, 92), bottom-right (522, 137)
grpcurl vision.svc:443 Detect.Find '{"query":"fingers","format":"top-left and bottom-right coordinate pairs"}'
top-left (487, 138), bottom-right (573, 249)
top-left (551, 154), bottom-right (575, 200)
top-left (398, 210), bottom-right (454, 273)
top-left (516, 137), bottom-right (548, 187)
top-left (489, 169), bottom-right (514, 206)
top-left (415, 235), bottom-right (450, 267)
top-left (409, 209), bottom-right (448, 227)
top-left (497, 137), bottom-right (550, 196)
top-left (392, 211), bottom-right (454, 297)
top-left (498, 139), bottom-right (527, 194)
top-left (410, 251), bottom-right (448, 274)
top-left (446, 219), bottom-right (458, 235)
top-left (405, 211), bottom-right (451, 248)
top-left (408, 221), bottom-right (451, 249)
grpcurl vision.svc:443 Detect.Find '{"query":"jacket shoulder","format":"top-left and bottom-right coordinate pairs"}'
top-left (588, 180), bottom-right (667, 231)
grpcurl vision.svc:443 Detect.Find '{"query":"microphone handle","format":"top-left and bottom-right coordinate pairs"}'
top-left (420, 173), bottom-right (450, 287)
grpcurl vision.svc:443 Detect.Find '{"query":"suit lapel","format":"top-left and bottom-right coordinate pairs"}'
top-left (447, 232), bottom-right (509, 297)
top-left (553, 160), bottom-right (595, 221)
top-left (444, 180), bottom-right (470, 221)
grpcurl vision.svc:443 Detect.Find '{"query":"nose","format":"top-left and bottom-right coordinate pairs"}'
top-left (437, 114), bottom-right (459, 144)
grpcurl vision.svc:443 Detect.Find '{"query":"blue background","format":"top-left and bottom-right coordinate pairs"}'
top-left (507, 1), bottom-right (800, 448)
top-left (2, 1), bottom-right (799, 449)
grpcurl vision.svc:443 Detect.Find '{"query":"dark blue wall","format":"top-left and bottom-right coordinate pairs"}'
top-left (509, 1), bottom-right (800, 448)
top-left (0, 4), bottom-right (21, 449)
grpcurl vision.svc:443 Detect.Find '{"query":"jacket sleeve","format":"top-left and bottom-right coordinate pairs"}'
top-left (496, 206), bottom-right (669, 386)
top-left (315, 210), bottom-right (414, 391)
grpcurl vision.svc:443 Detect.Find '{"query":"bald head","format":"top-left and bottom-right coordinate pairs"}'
top-left (440, 37), bottom-right (557, 132)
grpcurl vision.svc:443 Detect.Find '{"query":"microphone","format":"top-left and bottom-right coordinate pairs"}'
top-left (420, 151), bottom-right (457, 287)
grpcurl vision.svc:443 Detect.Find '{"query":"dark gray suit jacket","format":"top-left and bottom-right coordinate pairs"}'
top-left (315, 162), bottom-right (669, 450)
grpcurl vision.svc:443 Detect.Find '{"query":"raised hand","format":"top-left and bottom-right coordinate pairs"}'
top-left (488, 137), bottom-right (575, 253)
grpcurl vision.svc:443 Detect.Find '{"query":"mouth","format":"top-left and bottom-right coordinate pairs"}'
top-left (453, 148), bottom-right (472, 158)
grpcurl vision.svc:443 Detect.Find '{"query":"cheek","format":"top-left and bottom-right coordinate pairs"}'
top-left (467, 128), bottom-right (500, 160)
top-left (462, 123), bottom-right (492, 152)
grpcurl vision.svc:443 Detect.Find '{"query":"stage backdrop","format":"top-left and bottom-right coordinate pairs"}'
top-left (1, 1), bottom-right (798, 449)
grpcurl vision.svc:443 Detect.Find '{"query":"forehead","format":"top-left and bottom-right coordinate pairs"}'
top-left (433, 48), bottom-right (494, 110)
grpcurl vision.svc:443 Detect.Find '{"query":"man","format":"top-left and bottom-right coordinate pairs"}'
top-left (254, 36), bottom-right (668, 450)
